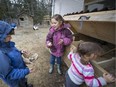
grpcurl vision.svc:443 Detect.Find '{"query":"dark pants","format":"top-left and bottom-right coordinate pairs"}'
top-left (4, 78), bottom-right (27, 87)
top-left (50, 54), bottom-right (62, 65)
top-left (19, 78), bottom-right (28, 87)
top-left (65, 71), bottom-right (80, 87)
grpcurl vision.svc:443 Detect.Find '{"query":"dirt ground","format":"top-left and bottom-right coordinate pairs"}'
top-left (0, 26), bottom-right (68, 87)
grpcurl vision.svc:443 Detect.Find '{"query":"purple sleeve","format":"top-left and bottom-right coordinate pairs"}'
top-left (62, 29), bottom-right (73, 46)
top-left (46, 27), bottom-right (55, 43)
top-left (46, 31), bottom-right (53, 43)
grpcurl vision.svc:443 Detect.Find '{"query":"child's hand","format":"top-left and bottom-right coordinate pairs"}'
top-left (47, 41), bottom-right (52, 47)
top-left (21, 50), bottom-right (30, 58)
top-left (29, 67), bottom-right (35, 73)
top-left (103, 73), bottom-right (116, 83)
top-left (70, 45), bottom-right (77, 53)
top-left (23, 58), bottom-right (32, 64)
top-left (28, 64), bottom-right (36, 73)
top-left (58, 39), bottom-right (63, 45)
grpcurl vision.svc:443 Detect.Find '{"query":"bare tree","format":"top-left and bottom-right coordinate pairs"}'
top-left (0, 0), bottom-right (51, 23)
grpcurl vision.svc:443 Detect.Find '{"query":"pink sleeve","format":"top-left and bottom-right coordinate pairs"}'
top-left (83, 67), bottom-right (106, 86)
top-left (68, 52), bottom-right (73, 61)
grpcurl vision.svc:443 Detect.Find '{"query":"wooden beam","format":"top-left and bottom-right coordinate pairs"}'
top-left (67, 21), bottom-right (115, 44)
top-left (97, 57), bottom-right (115, 68)
top-left (100, 48), bottom-right (116, 57)
top-left (84, 0), bottom-right (104, 5)
top-left (63, 10), bottom-right (116, 22)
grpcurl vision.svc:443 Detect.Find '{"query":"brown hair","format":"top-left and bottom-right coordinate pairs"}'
top-left (51, 14), bottom-right (64, 23)
top-left (77, 42), bottom-right (103, 57)
top-left (8, 29), bottom-right (15, 35)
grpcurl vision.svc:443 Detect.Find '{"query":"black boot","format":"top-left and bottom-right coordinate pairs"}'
top-left (27, 84), bottom-right (33, 87)
top-left (49, 64), bottom-right (54, 74)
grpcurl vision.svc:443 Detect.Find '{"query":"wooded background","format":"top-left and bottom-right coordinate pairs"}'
top-left (0, 0), bottom-right (52, 24)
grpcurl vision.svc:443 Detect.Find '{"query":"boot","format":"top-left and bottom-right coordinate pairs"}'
top-left (49, 64), bottom-right (54, 74)
top-left (57, 64), bottom-right (62, 75)
top-left (26, 84), bottom-right (33, 87)
top-left (24, 79), bottom-right (33, 87)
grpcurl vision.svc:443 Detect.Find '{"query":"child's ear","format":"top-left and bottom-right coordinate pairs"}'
top-left (90, 53), bottom-right (97, 59)
top-left (90, 53), bottom-right (95, 58)
top-left (84, 53), bottom-right (94, 59)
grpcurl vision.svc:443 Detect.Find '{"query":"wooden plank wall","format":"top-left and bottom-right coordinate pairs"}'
top-left (68, 21), bottom-right (115, 44)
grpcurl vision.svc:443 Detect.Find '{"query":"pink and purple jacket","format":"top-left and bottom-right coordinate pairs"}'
top-left (67, 52), bottom-right (107, 87)
top-left (46, 23), bottom-right (73, 57)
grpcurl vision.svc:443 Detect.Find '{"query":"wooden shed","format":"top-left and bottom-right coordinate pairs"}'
top-left (52, 0), bottom-right (116, 87)
top-left (18, 14), bottom-right (33, 29)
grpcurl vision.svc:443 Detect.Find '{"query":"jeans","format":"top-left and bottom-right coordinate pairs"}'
top-left (65, 71), bottom-right (80, 87)
top-left (50, 54), bottom-right (62, 65)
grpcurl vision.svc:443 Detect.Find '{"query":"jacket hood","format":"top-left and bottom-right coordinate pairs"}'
top-left (10, 23), bottom-right (16, 28)
top-left (58, 23), bottom-right (71, 30)
top-left (0, 21), bottom-right (13, 42)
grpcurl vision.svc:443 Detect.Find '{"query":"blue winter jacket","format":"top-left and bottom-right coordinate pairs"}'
top-left (0, 21), bottom-right (29, 87)
top-left (10, 23), bottom-right (16, 29)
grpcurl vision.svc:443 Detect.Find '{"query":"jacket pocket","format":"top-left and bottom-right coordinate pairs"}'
top-left (50, 46), bottom-right (56, 52)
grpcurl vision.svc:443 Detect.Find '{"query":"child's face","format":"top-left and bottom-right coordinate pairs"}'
top-left (50, 18), bottom-right (62, 30)
top-left (84, 53), bottom-right (98, 61)
top-left (4, 35), bottom-right (12, 42)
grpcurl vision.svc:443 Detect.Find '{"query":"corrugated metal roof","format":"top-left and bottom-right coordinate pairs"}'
top-left (64, 6), bottom-right (115, 16)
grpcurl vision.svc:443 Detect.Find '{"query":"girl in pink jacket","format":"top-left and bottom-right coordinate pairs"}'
top-left (46, 14), bottom-right (73, 74)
